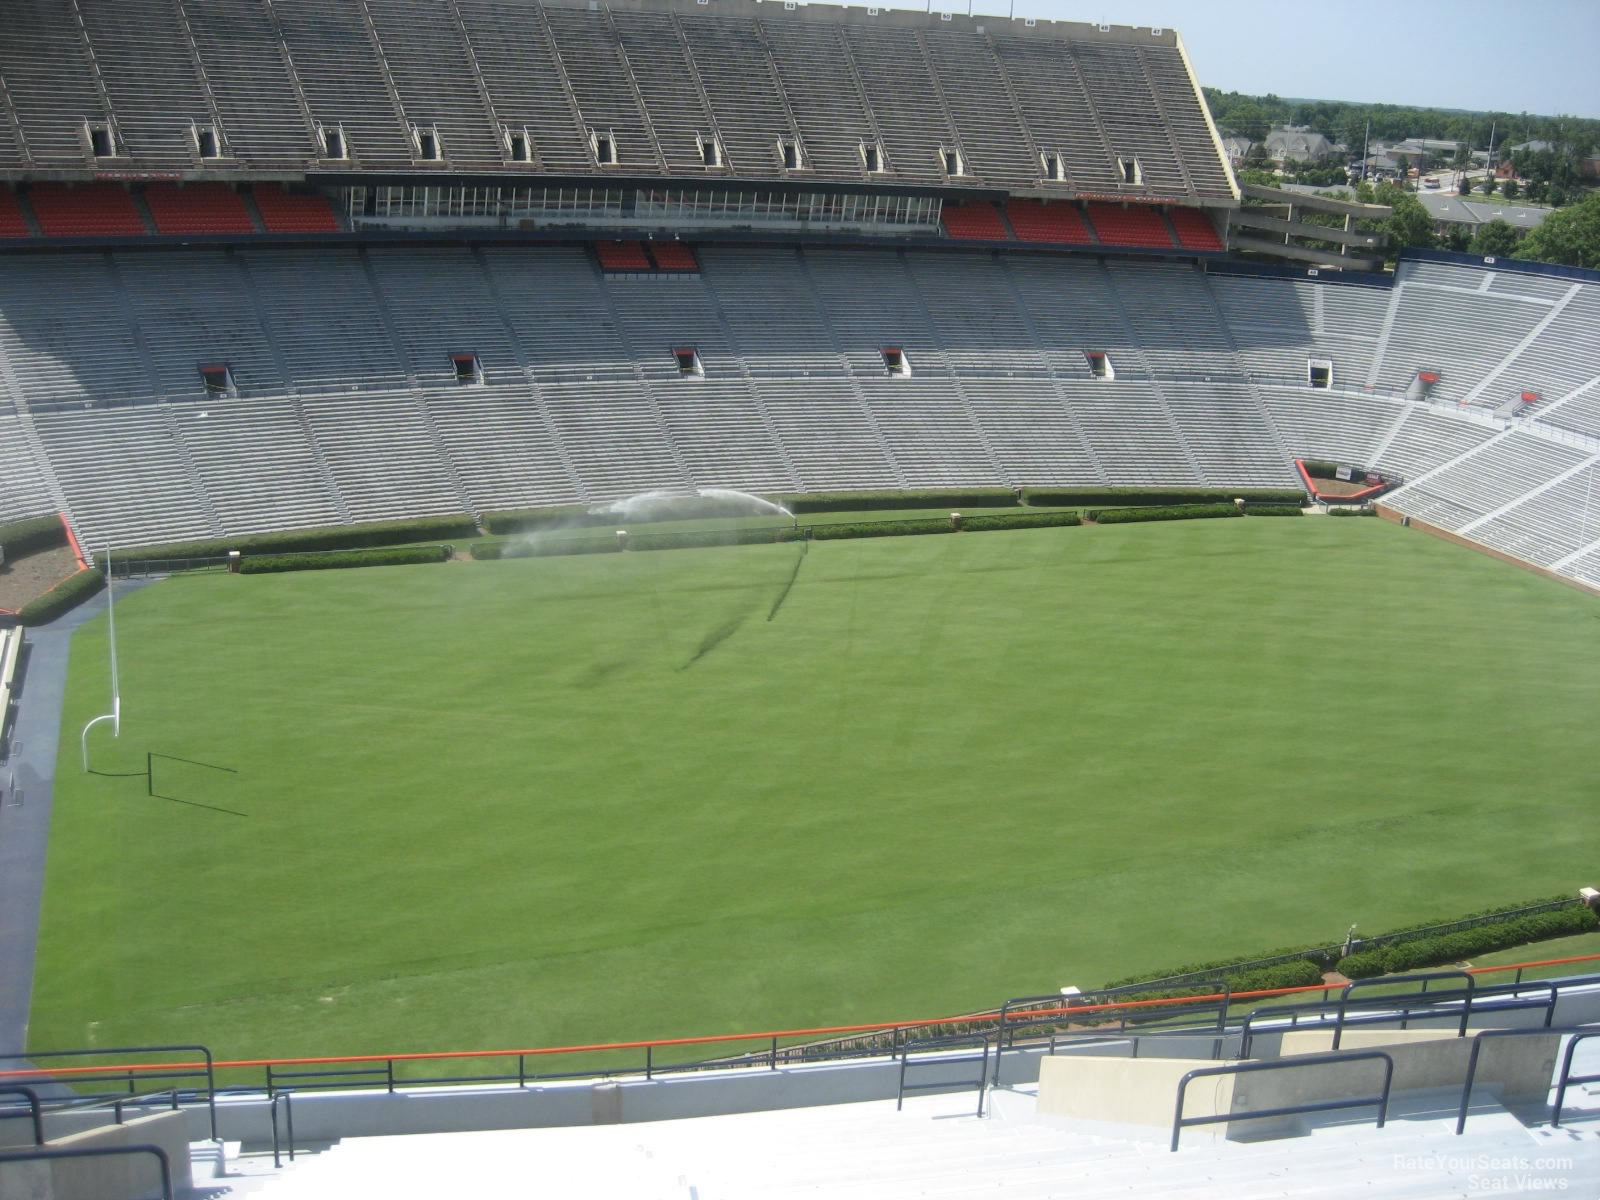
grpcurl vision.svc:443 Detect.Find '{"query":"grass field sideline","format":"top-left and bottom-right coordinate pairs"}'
top-left (30, 517), bottom-right (1600, 1061)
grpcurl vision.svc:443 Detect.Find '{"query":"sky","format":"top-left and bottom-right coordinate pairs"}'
top-left (892, 0), bottom-right (1600, 118)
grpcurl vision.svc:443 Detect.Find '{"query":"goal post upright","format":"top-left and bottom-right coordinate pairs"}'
top-left (79, 547), bottom-right (121, 773)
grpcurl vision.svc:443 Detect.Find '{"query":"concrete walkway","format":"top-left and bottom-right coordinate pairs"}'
top-left (0, 580), bottom-right (157, 1058)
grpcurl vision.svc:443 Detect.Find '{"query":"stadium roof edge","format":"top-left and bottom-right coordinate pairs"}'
top-left (552, 0), bottom-right (1183, 45)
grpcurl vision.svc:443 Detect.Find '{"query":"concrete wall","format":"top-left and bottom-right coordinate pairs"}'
top-left (0, 1110), bottom-right (192, 1200)
top-left (1037, 1055), bottom-right (1234, 1129)
top-left (1277, 1028), bottom-right (1560, 1106)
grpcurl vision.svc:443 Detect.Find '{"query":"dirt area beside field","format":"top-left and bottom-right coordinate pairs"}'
top-left (0, 546), bottom-right (81, 612)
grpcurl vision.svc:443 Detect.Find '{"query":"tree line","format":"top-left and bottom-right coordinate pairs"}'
top-left (1202, 89), bottom-right (1599, 168)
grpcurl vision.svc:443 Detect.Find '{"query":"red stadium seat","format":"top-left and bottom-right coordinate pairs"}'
top-left (1168, 208), bottom-right (1222, 251)
top-left (145, 183), bottom-right (254, 235)
top-left (942, 202), bottom-right (1010, 241)
top-left (596, 241), bottom-right (651, 271)
top-left (28, 183), bottom-right (146, 237)
top-left (1085, 203), bottom-right (1175, 249)
top-left (252, 188), bottom-right (342, 233)
top-left (0, 188), bottom-right (30, 238)
top-left (648, 242), bottom-right (699, 271)
top-left (1004, 200), bottom-right (1093, 244)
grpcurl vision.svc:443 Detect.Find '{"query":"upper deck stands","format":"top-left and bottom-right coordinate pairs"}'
top-left (0, 0), bottom-right (1234, 206)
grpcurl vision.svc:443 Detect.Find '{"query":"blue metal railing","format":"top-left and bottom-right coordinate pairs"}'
top-left (897, 1035), bottom-right (990, 1118)
top-left (0, 1085), bottom-right (45, 1145)
top-left (0, 1144), bottom-right (172, 1199)
top-left (1171, 1050), bottom-right (1394, 1152)
top-left (1553, 1031), bottom-right (1600, 1128)
top-left (1455, 1025), bottom-right (1600, 1135)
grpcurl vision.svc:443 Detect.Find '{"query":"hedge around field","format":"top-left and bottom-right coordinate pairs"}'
top-left (1335, 905), bottom-right (1598, 979)
top-left (1, 514), bottom-right (68, 560)
top-left (961, 511), bottom-right (1081, 532)
top-left (629, 527), bottom-right (806, 551)
top-left (784, 489), bottom-right (1018, 513)
top-left (1242, 504), bottom-right (1305, 517)
top-left (1025, 487), bottom-right (1305, 508)
top-left (18, 567), bottom-right (105, 625)
top-left (471, 537), bottom-right (618, 560)
top-left (237, 546), bottom-right (451, 574)
top-left (117, 516), bottom-right (477, 564)
top-left (1091, 504), bottom-right (1241, 525)
top-left (482, 505), bottom-right (594, 535)
top-left (1326, 506), bottom-right (1378, 517)
top-left (809, 519), bottom-right (955, 540)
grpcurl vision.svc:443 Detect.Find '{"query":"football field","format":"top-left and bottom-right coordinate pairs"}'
top-left (30, 517), bottom-right (1600, 1061)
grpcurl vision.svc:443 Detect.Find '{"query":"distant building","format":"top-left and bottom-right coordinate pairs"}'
top-left (1221, 135), bottom-right (1255, 167)
top-left (1416, 192), bottom-right (1551, 237)
top-left (1264, 127), bottom-right (1336, 164)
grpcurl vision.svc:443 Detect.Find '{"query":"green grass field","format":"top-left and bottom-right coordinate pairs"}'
top-left (30, 517), bottom-right (1600, 1063)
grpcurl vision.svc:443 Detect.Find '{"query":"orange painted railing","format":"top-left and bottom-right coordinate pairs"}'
top-left (3, 951), bottom-right (1596, 1083)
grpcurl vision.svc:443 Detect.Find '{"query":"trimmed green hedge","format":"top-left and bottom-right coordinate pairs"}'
top-left (1025, 487), bottom-right (1304, 508)
top-left (1327, 505), bottom-right (1378, 517)
top-left (472, 538), bottom-right (618, 560)
top-left (482, 505), bottom-right (593, 535)
top-left (1104, 943), bottom-right (1339, 992)
top-left (1243, 504), bottom-right (1305, 517)
top-left (1, 514), bottom-right (68, 560)
top-left (961, 511), bottom-right (1081, 532)
top-left (810, 519), bottom-right (955, 540)
top-left (1335, 905), bottom-right (1598, 979)
top-left (118, 516), bottom-right (477, 564)
top-left (1092, 504), bottom-right (1241, 524)
top-left (1226, 959), bottom-right (1327, 994)
top-left (783, 490), bottom-right (1018, 513)
top-left (18, 567), bottom-right (104, 625)
top-left (238, 546), bottom-right (451, 574)
top-left (630, 527), bottom-right (806, 551)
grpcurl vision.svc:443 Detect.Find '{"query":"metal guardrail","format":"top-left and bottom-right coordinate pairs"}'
top-left (1454, 1025), bottom-right (1600, 1134)
top-left (0, 1045), bottom-right (217, 1141)
top-left (896, 1035), bottom-right (990, 1119)
top-left (0, 1144), bottom-right (173, 1199)
top-left (1171, 1050), bottom-right (1394, 1152)
top-left (0, 1085), bottom-right (44, 1145)
top-left (992, 980), bottom-right (1232, 1086)
top-left (1553, 1031), bottom-right (1600, 1128)
top-left (1241, 974), bottom-right (1560, 1057)
top-left (269, 1090), bottom-right (296, 1168)
top-left (1334, 971), bottom-right (1476, 1048)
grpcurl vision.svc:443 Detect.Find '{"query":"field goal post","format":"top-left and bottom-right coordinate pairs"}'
top-left (80, 548), bottom-right (120, 772)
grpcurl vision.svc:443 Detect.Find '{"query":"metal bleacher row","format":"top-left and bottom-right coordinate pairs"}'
top-left (0, 0), bottom-right (1233, 203)
top-left (0, 246), bottom-right (1597, 586)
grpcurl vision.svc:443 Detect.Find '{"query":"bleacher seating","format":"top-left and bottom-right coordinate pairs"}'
top-left (1384, 432), bottom-right (1589, 530)
top-left (0, 188), bottom-right (31, 238)
top-left (143, 184), bottom-right (255, 235)
top-left (0, 245), bottom-right (1596, 583)
top-left (648, 242), bottom-right (699, 272)
top-left (1085, 202), bottom-right (1174, 249)
top-left (251, 188), bottom-right (342, 234)
top-left (1004, 200), bottom-right (1093, 244)
top-left (27, 184), bottom-right (146, 237)
top-left (941, 202), bottom-right (1010, 241)
top-left (595, 241), bottom-right (652, 272)
top-left (1168, 207), bottom-right (1223, 251)
top-left (0, 3), bottom-right (1235, 203)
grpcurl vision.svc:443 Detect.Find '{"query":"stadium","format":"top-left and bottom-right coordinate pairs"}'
top-left (0, 0), bottom-right (1597, 1195)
